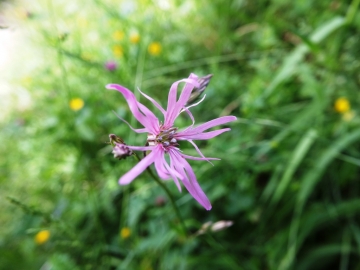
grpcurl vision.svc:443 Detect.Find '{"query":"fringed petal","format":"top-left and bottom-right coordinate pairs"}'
top-left (177, 128), bottom-right (231, 141)
top-left (107, 84), bottom-right (160, 134)
top-left (169, 149), bottom-right (212, 210)
top-left (180, 153), bottom-right (220, 161)
top-left (162, 152), bottom-right (183, 191)
top-left (165, 74), bottom-right (199, 127)
top-left (112, 111), bottom-right (148, 133)
top-left (177, 116), bottom-right (237, 137)
top-left (118, 146), bottom-right (162, 185)
top-left (187, 140), bottom-right (214, 165)
top-left (154, 156), bottom-right (171, 180)
top-left (138, 87), bottom-right (166, 116)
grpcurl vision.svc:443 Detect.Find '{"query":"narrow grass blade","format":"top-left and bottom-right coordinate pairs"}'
top-left (346, 0), bottom-right (360, 25)
top-left (272, 129), bottom-right (317, 204)
top-left (264, 17), bottom-right (345, 98)
top-left (297, 244), bottom-right (355, 270)
top-left (297, 129), bottom-right (360, 211)
top-left (254, 103), bottom-right (317, 160)
top-left (280, 129), bottom-right (360, 270)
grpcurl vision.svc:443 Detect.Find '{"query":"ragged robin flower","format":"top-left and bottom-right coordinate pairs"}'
top-left (107, 74), bottom-right (237, 210)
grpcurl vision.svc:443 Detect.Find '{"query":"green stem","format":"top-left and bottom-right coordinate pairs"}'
top-left (346, 0), bottom-right (360, 25)
top-left (133, 153), bottom-right (188, 237)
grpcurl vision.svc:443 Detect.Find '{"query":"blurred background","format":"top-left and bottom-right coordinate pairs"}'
top-left (1, 0), bottom-right (360, 269)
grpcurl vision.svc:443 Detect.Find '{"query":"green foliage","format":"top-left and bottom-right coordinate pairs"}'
top-left (1, 0), bottom-right (360, 269)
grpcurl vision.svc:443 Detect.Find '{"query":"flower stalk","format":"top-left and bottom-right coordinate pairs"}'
top-left (133, 152), bottom-right (188, 237)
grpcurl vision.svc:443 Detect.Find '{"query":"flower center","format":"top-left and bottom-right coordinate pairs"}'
top-left (147, 127), bottom-right (178, 149)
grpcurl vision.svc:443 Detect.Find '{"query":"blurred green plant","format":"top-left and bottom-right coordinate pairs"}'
top-left (1, 0), bottom-right (360, 269)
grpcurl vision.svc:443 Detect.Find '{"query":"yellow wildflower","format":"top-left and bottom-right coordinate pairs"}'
top-left (35, 230), bottom-right (50, 245)
top-left (69, 98), bottom-right (84, 111)
top-left (113, 30), bottom-right (124, 41)
top-left (148, 42), bottom-right (162, 56)
top-left (120, 227), bottom-right (131, 239)
top-left (113, 45), bottom-right (123, 58)
top-left (334, 97), bottom-right (350, 113)
top-left (130, 33), bottom-right (140, 44)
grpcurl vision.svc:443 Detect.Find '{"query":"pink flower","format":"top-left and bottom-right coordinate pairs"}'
top-left (106, 73), bottom-right (236, 210)
top-left (104, 60), bottom-right (117, 71)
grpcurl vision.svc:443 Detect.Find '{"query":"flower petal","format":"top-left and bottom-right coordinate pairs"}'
top-left (107, 84), bottom-right (160, 134)
top-left (165, 74), bottom-right (199, 127)
top-left (154, 156), bottom-right (171, 180)
top-left (177, 128), bottom-right (231, 140)
top-left (180, 153), bottom-right (220, 161)
top-left (182, 107), bottom-right (195, 129)
top-left (152, 148), bottom-right (182, 191)
top-left (161, 154), bottom-right (183, 191)
top-left (187, 140), bottom-right (213, 165)
top-left (177, 116), bottom-right (236, 137)
top-left (119, 146), bottom-right (162, 185)
top-left (113, 111), bottom-right (148, 133)
top-left (172, 74), bottom-right (199, 117)
top-left (138, 87), bottom-right (166, 116)
top-left (169, 149), bottom-right (212, 210)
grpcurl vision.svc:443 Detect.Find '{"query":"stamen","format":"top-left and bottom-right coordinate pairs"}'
top-left (146, 126), bottom-right (179, 151)
top-left (163, 141), bottom-right (170, 147)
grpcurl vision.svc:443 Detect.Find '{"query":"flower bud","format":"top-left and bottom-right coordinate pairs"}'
top-left (186, 74), bottom-right (213, 106)
top-left (195, 220), bottom-right (234, 235)
top-left (112, 143), bottom-right (132, 160)
top-left (109, 134), bottom-right (132, 159)
top-left (210, 220), bottom-right (233, 232)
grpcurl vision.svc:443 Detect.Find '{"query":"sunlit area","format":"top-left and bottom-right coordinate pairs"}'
top-left (1, 0), bottom-right (360, 269)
